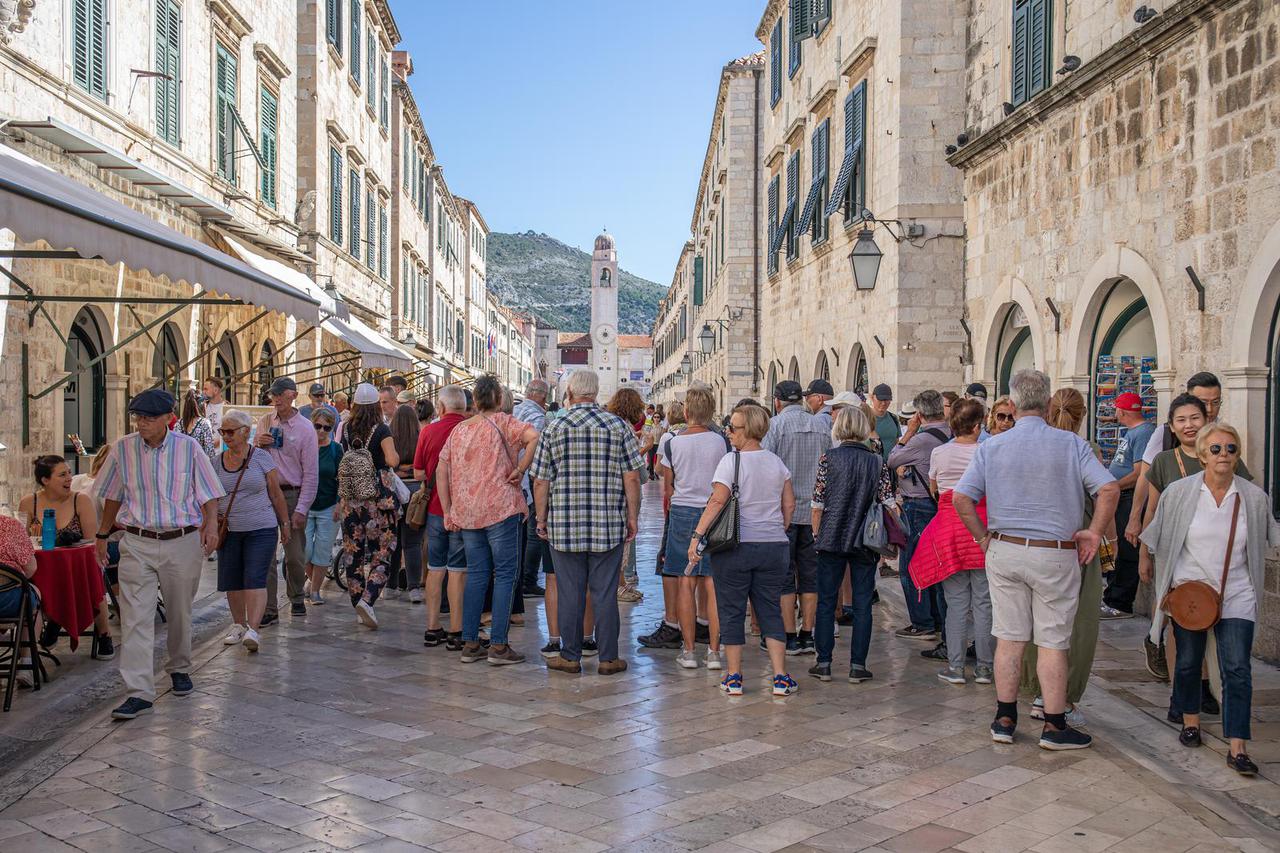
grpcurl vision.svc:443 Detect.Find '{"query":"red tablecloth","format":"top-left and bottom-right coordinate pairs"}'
top-left (33, 543), bottom-right (104, 651)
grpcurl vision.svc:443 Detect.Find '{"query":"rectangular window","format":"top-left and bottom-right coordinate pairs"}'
top-left (214, 43), bottom-right (238, 182)
top-left (349, 0), bottom-right (360, 85)
top-left (326, 0), bottom-right (341, 52)
top-left (379, 54), bottom-right (390, 129)
top-left (402, 129), bottom-right (410, 191)
top-left (1011, 0), bottom-right (1052, 106)
top-left (72, 0), bottom-right (108, 100)
top-left (785, 151), bottom-right (800, 260)
top-left (366, 27), bottom-right (376, 112)
top-left (154, 0), bottom-right (180, 145)
top-left (815, 0), bottom-right (832, 36)
top-left (329, 146), bottom-right (342, 244)
top-left (788, 0), bottom-right (802, 78)
top-left (769, 19), bottom-right (782, 107)
top-left (839, 81), bottom-right (867, 223)
top-left (766, 174), bottom-right (779, 276)
top-left (378, 203), bottom-right (388, 279)
top-left (797, 119), bottom-right (829, 243)
top-left (365, 190), bottom-right (376, 272)
top-left (259, 86), bottom-right (278, 208)
top-left (693, 256), bottom-right (704, 306)
top-left (349, 169), bottom-right (361, 261)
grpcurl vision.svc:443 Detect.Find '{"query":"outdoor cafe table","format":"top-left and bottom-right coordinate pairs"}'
top-left (33, 542), bottom-right (103, 651)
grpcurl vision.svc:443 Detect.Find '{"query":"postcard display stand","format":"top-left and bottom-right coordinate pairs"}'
top-left (1094, 355), bottom-right (1157, 465)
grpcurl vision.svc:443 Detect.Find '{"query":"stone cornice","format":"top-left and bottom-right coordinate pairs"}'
top-left (840, 37), bottom-right (877, 80)
top-left (947, 0), bottom-right (1234, 170)
top-left (253, 42), bottom-right (291, 80)
top-left (206, 0), bottom-right (251, 40)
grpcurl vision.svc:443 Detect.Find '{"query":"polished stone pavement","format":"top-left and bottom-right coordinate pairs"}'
top-left (1, 481), bottom-right (1278, 852)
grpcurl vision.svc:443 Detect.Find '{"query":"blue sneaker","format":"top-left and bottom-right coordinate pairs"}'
top-left (720, 672), bottom-right (744, 696)
top-left (772, 674), bottom-right (799, 696)
top-left (170, 673), bottom-right (193, 696)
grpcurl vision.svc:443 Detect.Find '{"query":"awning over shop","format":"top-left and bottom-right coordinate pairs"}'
top-left (0, 143), bottom-right (322, 323)
top-left (321, 314), bottom-right (414, 371)
top-left (219, 232), bottom-right (347, 321)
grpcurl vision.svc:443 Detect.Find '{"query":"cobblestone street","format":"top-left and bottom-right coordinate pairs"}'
top-left (1, 482), bottom-right (1278, 852)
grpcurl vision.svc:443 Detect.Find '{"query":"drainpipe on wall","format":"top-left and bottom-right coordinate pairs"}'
top-left (752, 68), bottom-right (762, 395)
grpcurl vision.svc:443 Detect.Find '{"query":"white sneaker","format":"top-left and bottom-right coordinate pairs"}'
top-left (242, 629), bottom-right (260, 653)
top-left (704, 649), bottom-right (723, 670)
top-left (1030, 697), bottom-right (1087, 728)
top-left (676, 650), bottom-right (699, 669)
top-left (223, 624), bottom-right (246, 645)
top-left (356, 599), bottom-right (378, 629)
top-left (409, 588), bottom-right (424, 604)
top-left (387, 588), bottom-right (402, 601)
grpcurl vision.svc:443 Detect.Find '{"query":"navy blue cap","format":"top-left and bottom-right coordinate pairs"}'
top-left (128, 388), bottom-right (176, 417)
top-left (773, 380), bottom-right (803, 403)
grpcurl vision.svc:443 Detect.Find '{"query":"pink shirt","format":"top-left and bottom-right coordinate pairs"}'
top-left (258, 408), bottom-right (319, 516)
top-left (440, 413), bottom-right (529, 530)
top-left (0, 515), bottom-right (35, 571)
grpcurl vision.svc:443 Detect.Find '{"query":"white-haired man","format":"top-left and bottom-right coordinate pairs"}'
top-left (413, 385), bottom-right (469, 651)
top-left (532, 370), bottom-right (641, 674)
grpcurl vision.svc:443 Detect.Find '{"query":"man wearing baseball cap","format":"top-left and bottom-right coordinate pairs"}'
top-left (965, 382), bottom-right (989, 403)
top-left (95, 389), bottom-right (226, 720)
top-left (763, 381), bottom-right (829, 654)
top-left (804, 378), bottom-right (835, 431)
top-left (868, 384), bottom-right (900, 463)
top-left (299, 382), bottom-right (338, 421)
top-left (1100, 392), bottom-right (1155, 619)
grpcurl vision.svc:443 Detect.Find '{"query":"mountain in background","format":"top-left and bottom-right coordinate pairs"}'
top-left (486, 231), bottom-right (667, 334)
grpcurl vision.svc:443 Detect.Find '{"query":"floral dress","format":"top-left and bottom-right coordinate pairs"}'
top-left (179, 417), bottom-right (218, 461)
top-left (338, 422), bottom-right (400, 606)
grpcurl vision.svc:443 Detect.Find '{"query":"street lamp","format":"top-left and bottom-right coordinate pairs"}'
top-left (849, 227), bottom-right (883, 291)
top-left (698, 323), bottom-right (716, 354)
top-left (679, 354), bottom-right (692, 376)
top-left (401, 330), bottom-right (418, 348)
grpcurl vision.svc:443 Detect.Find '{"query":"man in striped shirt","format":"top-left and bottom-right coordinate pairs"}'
top-left (95, 389), bottom-right (224, 721)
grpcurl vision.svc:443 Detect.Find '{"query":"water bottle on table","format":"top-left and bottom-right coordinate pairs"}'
top-left (41, 508), bottom-right (57, 550)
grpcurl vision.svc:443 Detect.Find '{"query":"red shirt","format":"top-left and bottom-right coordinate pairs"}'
top-left (413, 412), bottom-right (466, 516)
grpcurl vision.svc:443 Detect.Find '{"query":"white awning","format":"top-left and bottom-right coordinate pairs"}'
top-left (322, 314), bottom-right (414, 371)
top-left (0, 143), bottom-right (322, 323)
top-left (219, 232), bottom-right (347, 321)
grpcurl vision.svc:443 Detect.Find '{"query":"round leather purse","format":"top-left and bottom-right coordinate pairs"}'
top-left (1159, 494), bottom-right (1239, 632)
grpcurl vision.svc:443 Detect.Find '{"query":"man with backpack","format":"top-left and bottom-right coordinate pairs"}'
top-left (887, 390), bottom-right (951, 644)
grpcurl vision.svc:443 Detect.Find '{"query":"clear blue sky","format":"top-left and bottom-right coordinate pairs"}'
top-left (396, 2), bottom-right (765, 286)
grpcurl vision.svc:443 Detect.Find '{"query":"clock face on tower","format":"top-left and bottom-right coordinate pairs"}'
top-left (593, 324), bottom-right (616, 346)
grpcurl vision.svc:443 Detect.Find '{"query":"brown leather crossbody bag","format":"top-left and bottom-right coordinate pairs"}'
top-left (1160, 492), bottom-right (1240, 632)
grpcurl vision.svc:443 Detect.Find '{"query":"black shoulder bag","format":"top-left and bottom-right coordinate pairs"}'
top-left (702, 450), bottom-right (740, 554)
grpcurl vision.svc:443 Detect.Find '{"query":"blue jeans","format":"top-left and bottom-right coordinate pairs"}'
top-left (816, 549), bottom-right (878, 666)
top-left (216, 528), bottom-right (277, 591)
top-left (900, 498), bottom-right (943, 631)
top-left (1172, 617), bottom-right (1254, 740)
top-left (461, 514), bottom-right (521, 645)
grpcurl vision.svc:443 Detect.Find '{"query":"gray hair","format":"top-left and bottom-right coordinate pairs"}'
top-left (221, 409), bottom-right (253, 431)
top-left (832, 405), bottom-right (872, 444)
top-left (1009, 368), bottom-right (1051, 414)
top-left (914, 390), bottom-right (945, 421)
top-left (524, 379), bottom-right (549, 397)
top-left (567, 369), bottom-right (599, 399)
top-left (437, 385), bottom-right (467, 413)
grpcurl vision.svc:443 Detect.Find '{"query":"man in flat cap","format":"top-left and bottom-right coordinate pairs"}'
top-left (95, 389), bottom-right (225, 721)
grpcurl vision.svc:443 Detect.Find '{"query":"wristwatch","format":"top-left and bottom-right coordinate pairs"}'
top-left (95, 532), bottom-right (111, 540)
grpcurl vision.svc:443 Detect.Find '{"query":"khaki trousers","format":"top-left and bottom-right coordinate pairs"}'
top-left (265, 489), bottom-right (306, 614)
top-left (117, 531), bottom-right (204, 701)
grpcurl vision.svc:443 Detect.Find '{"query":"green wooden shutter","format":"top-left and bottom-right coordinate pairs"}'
top-left (349, 0), bottom-right (361, 84)
top-left (790, 0), bottom-right (812, 41)
top-left (770, 20), bottom-right (782, 107)
top-left (329, 146), bottom-right (342, 244)
top-left (365, 191), bottom-right (376, 272)
top-left (788, 0), bottom-right (802, 77)
top-left (154, 1), bottom-right (181, 146)
top-left (767, 175), bottom-right (780, 274)
top-left (1028, 0), bottom-right (1052, 98)
top-left (326, 0), bottom-right (341, 50)
top-left (349, 169), bottom-right (360, 260)
top-left (215, 44), bottom-right (237, 182)
top-left (366, 31), bottom-right (376, 111)
top-left (259, 87), bottom-right (278, 208)
top-left (379, 56), bottom-right (390, 128)
top-left (378, 203), bottom-right (388, 279)
top-left (1011, 0), bottom-right (1030, 105)
top-left (693, 256), bottom-right (704, 306)
top-left (73, 0), bottom-right (108, 100)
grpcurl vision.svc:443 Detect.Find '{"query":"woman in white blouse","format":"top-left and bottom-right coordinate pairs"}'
top-left (1141, 423), bottom-right (1277, 776)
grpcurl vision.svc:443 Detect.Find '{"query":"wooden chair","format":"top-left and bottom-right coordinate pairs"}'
top-left (0, 563), bottom-right (46, 712)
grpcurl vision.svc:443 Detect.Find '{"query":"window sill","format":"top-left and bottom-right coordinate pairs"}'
top-left (348, 76), bottom-right (361, 96)
top-left (327, 42), bottom-right (344, 69)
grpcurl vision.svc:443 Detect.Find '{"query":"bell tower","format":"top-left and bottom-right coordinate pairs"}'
top-left (590, 232), bottom-right (619, 400)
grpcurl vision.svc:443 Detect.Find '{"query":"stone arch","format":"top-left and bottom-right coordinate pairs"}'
top-left (787, 356), bottom-right (800, 382)
top-left (1063, 246), bottom-right (1172, 382)
top-left (152, 321), bottom-right (186, 396)
top-left (64, 305), bottom-right (112, 453)
top-left (766, 361), bottom-right (779, 396)
top-left (814, 350), bottom-right (830, 383)
top-left (1228, 218), bottom-right (1280, 488)
top-left (1231, 217), bottom-right (1280, 368)
top-left (976, 275), bottom-right (1046, 387)
top-left (846, 343), bottom-right (868, 395)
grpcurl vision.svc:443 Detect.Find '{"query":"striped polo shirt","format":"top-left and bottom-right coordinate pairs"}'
top-left (96, 431), bottom-right (226, 530)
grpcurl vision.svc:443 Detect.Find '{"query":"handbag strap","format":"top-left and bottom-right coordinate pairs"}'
top-left (222, 448), bottom-right (253, 520)
top-left (1174, 448), bottom-right (1189, 478)
top-left (730, 450), bottom-right (740, 497)
top-left (481, 414), bottom-right (518, 472)
top-left (1218, 493), bottom-right (1241, 596)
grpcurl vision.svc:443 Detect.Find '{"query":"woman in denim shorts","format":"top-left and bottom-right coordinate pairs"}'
top-left (660, 388), bottom-right (728, 670)
top-left (305, 408), bottom-right (344, 605)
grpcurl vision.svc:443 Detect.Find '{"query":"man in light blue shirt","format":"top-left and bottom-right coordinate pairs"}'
top-left (953, 369), bottom-right (1118, 752)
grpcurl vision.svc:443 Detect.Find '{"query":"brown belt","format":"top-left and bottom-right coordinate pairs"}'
top-left (992, 532), bottom-right (1075, 551)
top-left (280, 484), bottom-right (300, 491)
top-left (123, 525), bottom-right (198, 541)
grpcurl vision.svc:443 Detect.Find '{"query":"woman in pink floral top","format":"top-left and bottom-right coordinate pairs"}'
top-left (0, 513), bottom-right (41, 628)
top-left (438, 376), bottom-right (539, 665)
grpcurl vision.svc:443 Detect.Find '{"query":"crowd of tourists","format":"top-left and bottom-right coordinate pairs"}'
top-left (3, 363), bottom-right (1270, 776)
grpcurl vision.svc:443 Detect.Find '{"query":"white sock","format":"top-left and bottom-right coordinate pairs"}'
top-left (696, 618), bottom-right (709, 626)
top-left (664, 620), bottom-right (680, 629)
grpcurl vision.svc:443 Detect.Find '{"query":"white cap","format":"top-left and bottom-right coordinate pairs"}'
top-left (352, 382), bottom-right (380, 406)
top-left (829, 391), bottom-right (864, 410)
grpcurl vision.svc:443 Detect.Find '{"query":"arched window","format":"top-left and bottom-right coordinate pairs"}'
top-left (1087, 279), bottom-right (1156, 463)
top-left (599, 268), bottom-right (612, 287)
top-left (815, 351), bottom-right (830, 383)
top-left (64, 308), bottom-right (107, 455)
top-left (215, 334), bottom-right (239, 405)
top-left (995, 305), bottom-right (1034, 396)
top-left (787, 356), bottom-right (800, 382)
top-left (767, 363), bottom-right (778, 396)
top-left (846, 344), bottom-right (868, 396)
top-left (257, 340), bottom-right (277, 404)
top-left (152, 323), bottom-right (183, 397)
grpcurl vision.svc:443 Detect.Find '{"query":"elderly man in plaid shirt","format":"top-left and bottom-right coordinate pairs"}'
top-left (532, 370), bottom-right (643, 675)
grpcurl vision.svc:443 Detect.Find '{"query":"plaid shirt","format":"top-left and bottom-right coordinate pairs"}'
top-left (530, 402), bottom-right (642, 553)
top-left (762, 404), bottom-right (830, 517)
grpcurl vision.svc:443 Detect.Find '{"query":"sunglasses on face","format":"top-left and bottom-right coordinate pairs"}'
top-left (1208, 443), bottom-right (1238, 456)
top-left (995, 413), bottom-right (1014, 423)
top-left (217, 428), bottom-right (242, 437)
top-left (727, 423), bottom-right (742, 433)
top-left (314, 424), bottom-right (332, 432)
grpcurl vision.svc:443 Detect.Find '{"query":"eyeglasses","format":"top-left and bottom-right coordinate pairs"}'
top-left (217, 428), bottom-right (242, 437)
top-left (727, 423), bottom-right (741, 433)
top-left (1208, 443), bottom-right (1238, 456)
top-left (994, 413), bottom-right (1014, 423)
top-left (314, 424), bottom-right (332, 432)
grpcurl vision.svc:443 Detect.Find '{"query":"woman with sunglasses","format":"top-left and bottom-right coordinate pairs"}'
top-left (304, 408), bottom-right (344, 605)
top-left (987, 396), bottom-right (1016, 436)
top-left (215, 410), bottom-right (291, 652)
top-left (1140, 424), bottom-right (1275, 775)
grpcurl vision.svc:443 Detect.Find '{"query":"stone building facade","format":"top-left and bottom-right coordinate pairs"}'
top-left (650, 53), bottom-right (765, 414)
top-left (651, 244), bottom-right (693, 407)
top-left (951, 0), bottom-right (1280, 658)
top-left (754, 0), bottom-right (968, 401)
